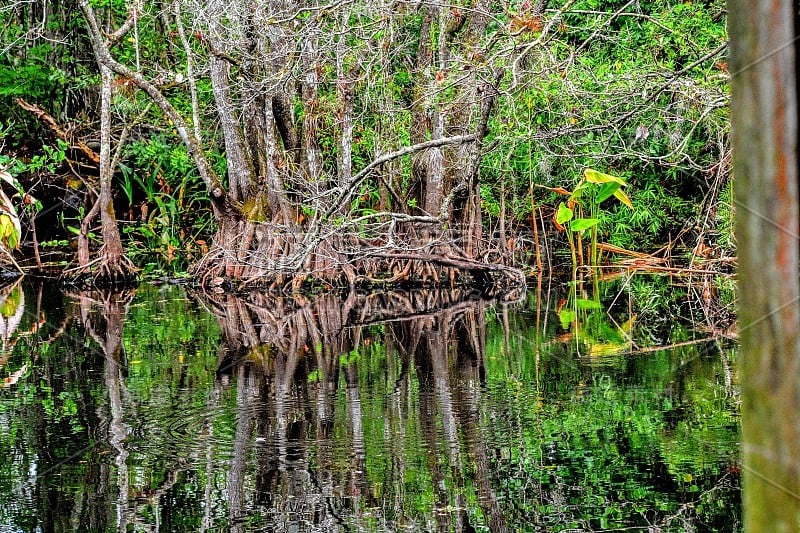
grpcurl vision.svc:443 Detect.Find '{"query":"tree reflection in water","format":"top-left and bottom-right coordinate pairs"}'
top-left (201, 288), bottom-right (510, 532)
top-left (75, 291), bottom-right (134, 530)
top-left (0, 282), bottom-right (740, 531)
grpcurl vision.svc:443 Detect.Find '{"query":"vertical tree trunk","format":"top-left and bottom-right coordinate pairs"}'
top-left (410, 6), bottom-right (435, 210)
top-left (208, 51), bottom-right (255, 202)
top-left (266, 0), bottom-right (299, 157)
top-left (301, 33), bottom-right (323, 181)
top-left (96, 64), bottom-right (129, 275)
top-left (729, 1), bottom-right (800, 530)
top-left (173, 0), bottom-right (202, 142)
top-left (261, 97), bottom-right (294, 224)
top-left (336, 8), bottom-right (353, 188)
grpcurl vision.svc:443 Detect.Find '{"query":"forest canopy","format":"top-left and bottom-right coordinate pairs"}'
top-left (0, 0), bottom-right (729, 289)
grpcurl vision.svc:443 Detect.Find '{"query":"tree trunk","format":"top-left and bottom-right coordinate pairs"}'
top-left (729, 1), bottom-right (800, 530)
top-left (74, 54), bottom-right (136, 283)
top-left (209, 54), bottom-right (255, 202)
top-left (301, 32), bottom-right (323, 182)
top-left (78, 0), bottom-right (525, 292)
top-left (410, 5), bottom-right (435, 212)
top-left (97, 67), bottom-right (124, 263)
top-left (336, 7), bottom-right (354, 188)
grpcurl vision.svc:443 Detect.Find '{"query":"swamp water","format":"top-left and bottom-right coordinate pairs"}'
top-left (0, 280), bottom-right (740, 531)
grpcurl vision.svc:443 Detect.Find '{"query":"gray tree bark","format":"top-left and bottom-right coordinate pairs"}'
top-left (97, 65), bottom-right (126, 268)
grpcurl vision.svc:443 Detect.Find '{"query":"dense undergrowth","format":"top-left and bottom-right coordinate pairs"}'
top-left (0, 0), bottom-right (729, 282)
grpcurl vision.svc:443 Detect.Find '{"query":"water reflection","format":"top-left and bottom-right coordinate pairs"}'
top-left (200, 288), bottom-right (505, 532)
top-left (0, 282), bottom-right (741, 531)
top-left (74, 291), bottom-right (135, 531)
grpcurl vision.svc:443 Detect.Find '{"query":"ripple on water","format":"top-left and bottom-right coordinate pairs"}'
top-left (125, 401), bottom-right (240, 463)
top-left (123, 393), bottom-right (315, 467)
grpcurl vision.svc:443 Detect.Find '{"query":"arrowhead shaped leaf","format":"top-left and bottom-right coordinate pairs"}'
top-left (556, 202), bottom-right (573, 225)
top-left (596, 182), bottom-right (621, 204)
top-left (570, 218), bottom-right (600, 232)
top-left (0, 214), bottom-right (19, 250)
top-left (584, 168), bottom-right (627, 185)
top-left (0, 188), bottom-right (20, 250)
top-left (613, 188), bottom-right (634, 209)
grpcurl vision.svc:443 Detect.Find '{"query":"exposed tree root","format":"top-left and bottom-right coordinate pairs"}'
top-left (191, 220), bottom-right (525, 296)
top-left (63, 245), bottom-right (139, 289)
top-left (66, 191), bottom-right (138, 288)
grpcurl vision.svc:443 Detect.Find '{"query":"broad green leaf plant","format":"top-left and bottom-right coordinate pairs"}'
top-left (555, 168), bottom-right (634, 276)
top-left (0, 167), bottom-right (41, 273)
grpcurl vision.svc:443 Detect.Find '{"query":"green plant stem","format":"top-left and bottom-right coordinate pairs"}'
top-left (566, 229), bottom-right (577, 284)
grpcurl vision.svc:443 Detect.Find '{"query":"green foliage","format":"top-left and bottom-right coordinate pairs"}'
top-left (118, 135), bottom-right (214, 273)
top-left (556, 168), bottom-right (633, 274)
top-left (484, 0), bottom-right (728, 258)
top-left (716, 178), bottom-right (735, 251)
top-left (604, 179), bottom-right (693, 250)
top-left (0, 156), bottom-right (44, 256)
top-left (0, 138), bottom-right (67, 179)
top-left (0, 1), bottom-right (96, 144)
top-left (0, 0), bottom-right (729, 277)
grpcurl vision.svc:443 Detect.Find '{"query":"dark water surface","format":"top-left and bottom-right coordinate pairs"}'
top-left (0, 281), bottom-right (740, 531)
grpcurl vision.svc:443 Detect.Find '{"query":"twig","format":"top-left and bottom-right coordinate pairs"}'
top-left (0, 246), bottom-right (22, 274)
top-left (15, 98), bottom-right (100, 165)
top-left (622, 335), bottom-right (723, 356)
top-left (322, 134), bottom-right (479, 222)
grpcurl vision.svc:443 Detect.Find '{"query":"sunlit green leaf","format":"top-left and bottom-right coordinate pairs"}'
top-left (0, 186), bottom-right (20, 250)
top-left (570, 218), bottom-right (600, 232)
top-left (584, 168), bottom-right (627, 185)
top-left (613, 188), bottom-right (634, 209)
top-left (596, 182), bottom-right (621, 204)
top-left (556, 202), bottom-right (573, 224)
top-left (619, 315), bottom-right (636, 334)
top-left (0, 213), bottom-right (19, 249)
